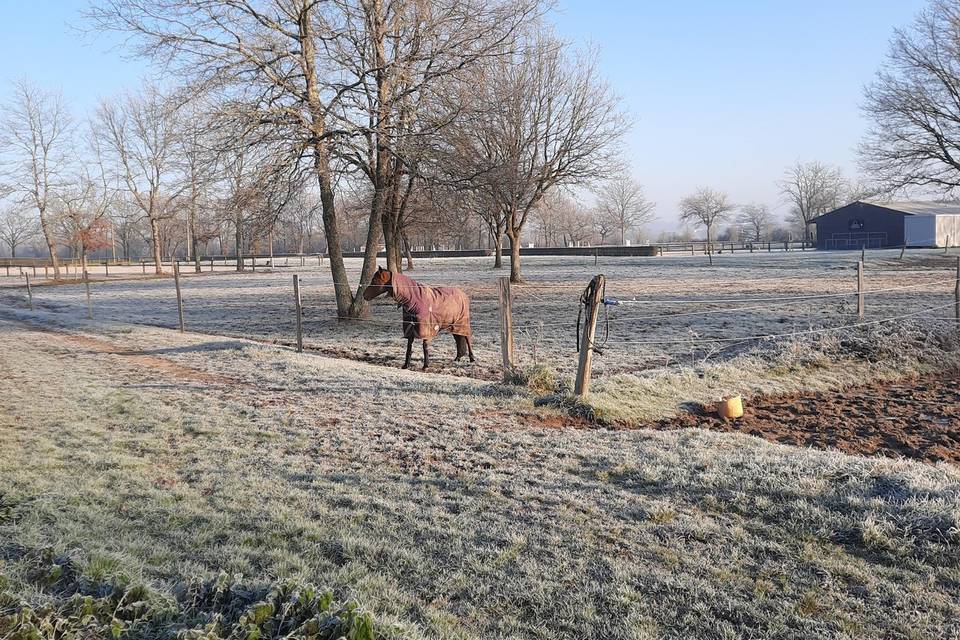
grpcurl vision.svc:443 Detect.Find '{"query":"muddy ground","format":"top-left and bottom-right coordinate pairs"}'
top-left (653, 372), bottom-right (960, 463)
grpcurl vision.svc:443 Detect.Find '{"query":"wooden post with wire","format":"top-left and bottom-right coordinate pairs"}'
top-left (293, 274), bottom-right (304, 352)
top-left (173, 260), bottom-right (185, 332)
top-left (25, 274), bottom-right (33, 311)
top-left (857, 260), bottom-right (865, 321)
top-left (84, 269), bottom-right (93, 320)
top-left (574, 274), bottom-right (605, 397)
top-left (498, 276), bottom-right (514, 381)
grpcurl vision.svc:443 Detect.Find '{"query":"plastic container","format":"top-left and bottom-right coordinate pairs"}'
top-left (717, 394), bottom-right (744, 420)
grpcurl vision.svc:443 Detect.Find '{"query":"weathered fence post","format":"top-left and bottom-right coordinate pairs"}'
top-left (25, 274), bottom-right (33, 311)
top-left (293, 274), bottom-right (303, 352)
top-left (173, 261), bottom-right (185, 332)
top-left (861, 245), bottom-right (866, 264)
top-left (84, 270), bottom-right (93, 320)
top-left (44, 265), bottom-right (48, 279)
top-left (955, 256), bottom-right (959, 325)
top-left (899, 244), bottom-right (906, 260)
top-left (142, 261), bottom-right (146, 275)
top-left (857, 260), bottom-right (865, 321)
top-left (574, 274), bottom-right (605, 396)
top-left (946, 235), bottom-right (951, 254)
top-left (594, 247), bottom-right (598, 267)
top-left (32, 265), bottom-right (36, 276)
top-left (498, 276), bottom-right (514, 381)
top-left (104, 261), bottom-right (109, 277)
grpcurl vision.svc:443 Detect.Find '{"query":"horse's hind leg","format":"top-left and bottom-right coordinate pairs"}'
top-left (422, 340), bottom-right (430, 370)
top-left (402, 337), bottom-right (414, 369)
top-left (466, 335), bottom-right (475, 363)
top-left (454, 334), bottom-right (468, 361)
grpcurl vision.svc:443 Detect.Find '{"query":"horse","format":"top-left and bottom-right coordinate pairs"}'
top-left (363, 266), bottom-right (475, 370)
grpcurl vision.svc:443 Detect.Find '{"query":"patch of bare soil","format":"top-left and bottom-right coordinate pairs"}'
top-left (649, 373), bottom-right (960, 463)
top-left (308, 344), bottom-right (502, 381)
top-left (26, 324), bottom-right (235, 385)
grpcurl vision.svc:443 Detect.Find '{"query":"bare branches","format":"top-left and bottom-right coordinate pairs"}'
top-left (595, 172), bottom-right (655, 245)
top-left (860, 1), bottom-right (960, 193)
top-left (679, 187), bottom-right (734, 245)
top-left (0, 79), bottom-right (74, 276)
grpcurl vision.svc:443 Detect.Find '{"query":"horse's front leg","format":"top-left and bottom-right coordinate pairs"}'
top-left (402, 337), bottom-right (414, 369)
top-left (422, 340), bottom-right (430, 370)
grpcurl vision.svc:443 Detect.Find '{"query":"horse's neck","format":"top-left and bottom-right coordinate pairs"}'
top-left (391, 274), bottom-right (423, 309)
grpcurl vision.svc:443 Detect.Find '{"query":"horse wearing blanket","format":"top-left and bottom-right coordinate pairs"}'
top-left (363, 267), bottom-right (475, 369)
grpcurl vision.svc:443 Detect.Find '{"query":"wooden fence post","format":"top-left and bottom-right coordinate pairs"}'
top-left (25, 274), bottom-right (33, 311)
top-left (574, 274), bottom-right (604, 396)
top-left (293, 274), bottom-right (303, 352)
top-left (498, 276), bottom-right (514, 381)
top-left (44, 265), bottom-right (48, 279)
top-left (857, 260), bottom-right (864, 321)
top-left (899, 244), bottom-right (906, 260)
top-left (594, 247), bottom-right (598, 266)
top-left (861, 245), bottom-right (866, 264)
top-left (954, 256), bottom-right (959, 325)
top-left (173, 261), bottom-right (185, 332)
top-left (84, 270), bottom-right (93, 320)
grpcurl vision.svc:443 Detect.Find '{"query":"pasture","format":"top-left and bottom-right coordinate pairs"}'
top-left (2, 249), bottom-right (960, 639)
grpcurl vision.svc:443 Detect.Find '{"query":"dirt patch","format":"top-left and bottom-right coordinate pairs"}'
top-left (649, 373), bottom-right (960, 463)
top-left (9, 319), bottom-right (236, 386)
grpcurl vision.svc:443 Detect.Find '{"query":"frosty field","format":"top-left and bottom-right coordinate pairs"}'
top-left (4, 249), bottom-right (959, 380)
top-left (2, 250), bottom-right (960, 639)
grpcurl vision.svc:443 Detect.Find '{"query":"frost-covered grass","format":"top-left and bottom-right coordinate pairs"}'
top-left (3, 250), bottom-right (959, 381)
top-left (1, 312), bottom-right (959, 639)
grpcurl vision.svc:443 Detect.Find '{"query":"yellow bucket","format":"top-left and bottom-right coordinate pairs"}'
top-left (716, 394), bottom-right (744, 420)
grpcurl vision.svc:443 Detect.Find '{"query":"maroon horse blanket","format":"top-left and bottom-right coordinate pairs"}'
top-left (391, 272), bottom-right (472, 340)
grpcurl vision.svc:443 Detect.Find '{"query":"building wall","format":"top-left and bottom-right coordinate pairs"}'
top-left (814, 202), bottom-right (907, 249)
top-left (905, 216), bottom-right (936, 247)
top-left (936, 215), bottom-right (960, 247)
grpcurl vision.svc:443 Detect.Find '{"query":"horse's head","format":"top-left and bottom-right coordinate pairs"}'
top-left (363, 266), bottom-right (392, 301)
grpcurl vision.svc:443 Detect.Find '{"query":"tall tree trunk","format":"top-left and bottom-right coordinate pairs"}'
top-left (149, 216), bottom-right (164, 275)
top-left (508, 231), bottom-right (522, 283)
top-left (234, 211), bottom-right (244, 272)
top-left (190, 195), bottom-right (201, 273)
top-left (402, 231), bottom-right (414, 271)
top-left (38, 210), bottom-right (61, 279)
top-left (492, 228), bottom-right (503, 268)
top-left (315, 152), bottom-right (353, 317)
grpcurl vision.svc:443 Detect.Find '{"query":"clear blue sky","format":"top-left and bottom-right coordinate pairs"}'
top-left (0, 0), bottom-right (929, 230)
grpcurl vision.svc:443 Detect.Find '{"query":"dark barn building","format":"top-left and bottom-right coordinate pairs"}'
top-left (812, 202), bottom-right (907, 250)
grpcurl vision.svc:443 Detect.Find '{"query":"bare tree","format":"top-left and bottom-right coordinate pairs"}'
top-left (738, 203), bottom-right (772, 243)
top-left (173, 102), bottom-right (220, 272)
top-left (448, 35), bottom-right (626, 282)
top-left (595, 172), bottom-right (655, 244)
top-left (87, 0), bottom-right (543, 317)
top-left (860, 1), bottom-right (960, 192)
top-left (678, 187), bottom-right (735, 250)
top-left (778, 161), bottom-right (845, 244)
top-left (95, 86), bottom-right (183, 274)
top-left (0, 206), bottom-right (39, 258)
top-left (1, 80), bottom-right (73, 277)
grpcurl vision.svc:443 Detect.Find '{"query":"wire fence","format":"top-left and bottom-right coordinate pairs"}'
top-left (3, 254), bottom-right (959, 387)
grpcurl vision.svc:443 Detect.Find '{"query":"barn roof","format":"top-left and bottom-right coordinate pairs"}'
top-left (811, 200), bottom-right (960, 223)
top-left (861, 200), bottom-right (960, 216)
